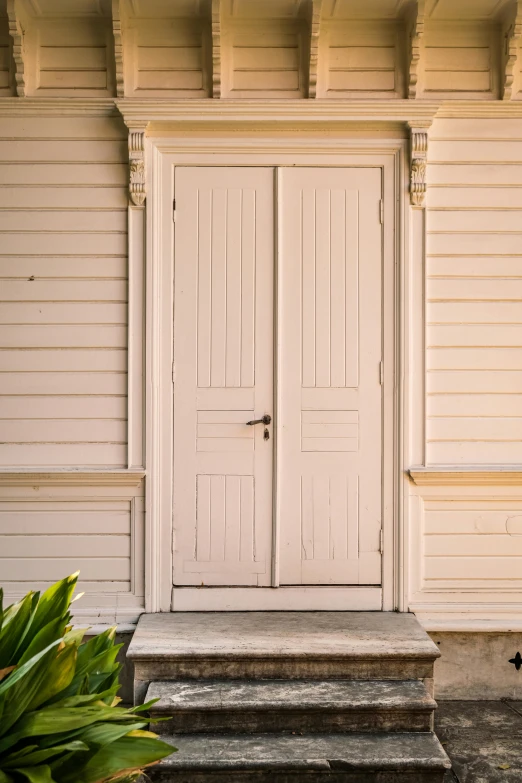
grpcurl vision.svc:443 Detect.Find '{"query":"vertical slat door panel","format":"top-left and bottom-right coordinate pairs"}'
top-left (278, 168), bottom-right (383, 586)
top-left (173, 167), bottom-right (274, 586)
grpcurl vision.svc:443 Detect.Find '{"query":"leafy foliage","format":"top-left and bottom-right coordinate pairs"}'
top-left (0, 573), bottom-right (174, 783)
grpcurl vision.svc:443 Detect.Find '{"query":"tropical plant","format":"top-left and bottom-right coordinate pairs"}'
top-left (0, 573), bottom-right (174, 783)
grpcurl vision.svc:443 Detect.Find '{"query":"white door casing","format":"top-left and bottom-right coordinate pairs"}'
top-left (278, 168), bottom-right (383, 585)
top-left (173, 165), bottom-right (383, 593)
top-left (173, 167), bottom-right (275, 586)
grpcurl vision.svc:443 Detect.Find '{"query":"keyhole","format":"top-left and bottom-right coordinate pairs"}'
top-left (264, 428), bottom-right (270, 441)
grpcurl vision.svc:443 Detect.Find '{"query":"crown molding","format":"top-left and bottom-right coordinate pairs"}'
top-left (3, 97), bottom-right (522, 122)
top-left (0, 470), bottom-right (146, 487)
top-left (436, 101), bottom-right (522, 117)
top-left (116, 99), bottom-right (441, 127)
top-left (409, 467), bottom-right (522, 486)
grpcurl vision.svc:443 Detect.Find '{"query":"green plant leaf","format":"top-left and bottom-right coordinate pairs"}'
top-left (0, 769), bottom-right (14, 783)
top-left (14, 764), bottom-right (57, 783)
top-left (18, 617), bottom-right (69, 668)
top-left (28, 575), bottom-right (78, 642)
top-left (27, 644), bottom-right (77, 711)
top-left (60, 736), bottom-right (175, 783)
top-left (3, 741), bottom-right (89, 769)
top-left (0, 641), bottom-right (61, 737)
top-left (0, 593), bottom-right (37, 669)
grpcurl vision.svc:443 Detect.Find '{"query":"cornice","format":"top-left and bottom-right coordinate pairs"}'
top-left (3, 98), bottom-right (522, 123)
top-left (0, 470), bottom-right (146, 487)
top-left (116, 99), bottom-right (440, 126)
top-left (409, 467), bottom-right (522, 486)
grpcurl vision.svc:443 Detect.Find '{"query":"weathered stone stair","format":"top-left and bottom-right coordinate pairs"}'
top-left (128, 612), bottom-right (451, 781)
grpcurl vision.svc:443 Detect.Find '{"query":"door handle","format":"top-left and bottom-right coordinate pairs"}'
top-left (246, 414), bottom-right (271, 426)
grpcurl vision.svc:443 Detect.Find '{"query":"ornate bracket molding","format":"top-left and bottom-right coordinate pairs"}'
top-left (128, 127), bottom-right (146, 207)
top-left (6, 0), bottom-right (26, 97)
top-left (408, 0), bottom-right (425, 100)
top-left (308, 0), bottom-right (323, 99)
top-left (211, 0), bottom-right (222, 98)
top-left (503, 0), bottom-right (522, 100)
top-left (112, 0), bottom-right (125, 98)
top-left (408, 122), bottom-right (430, 207)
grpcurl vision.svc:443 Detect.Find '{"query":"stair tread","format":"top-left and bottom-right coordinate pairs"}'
top-left (148, 679), bottom-right (436, 713)
top-left (153, 732), bottom-right (451, 771)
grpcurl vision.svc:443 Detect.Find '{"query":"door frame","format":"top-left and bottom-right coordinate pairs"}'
top-left (144, 133), bottom-right (409, 613)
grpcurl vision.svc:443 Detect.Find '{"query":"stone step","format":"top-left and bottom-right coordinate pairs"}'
top-left (129, 612), bottom-right (440, 703)
top-left (148, 679), bottom-right (437, 734)
top-left (146, 732), bottom-right (451, 782)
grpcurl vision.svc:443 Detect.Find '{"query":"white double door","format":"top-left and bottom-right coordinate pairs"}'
top-left (173, 166), bottom-right (383, 591)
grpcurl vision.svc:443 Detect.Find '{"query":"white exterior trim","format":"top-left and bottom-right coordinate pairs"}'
top-left (144, 133), bottom-right (408, 613)
top-left (172, 587), bottom-right (382, 612)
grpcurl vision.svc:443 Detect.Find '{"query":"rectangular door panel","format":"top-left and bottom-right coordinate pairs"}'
top-left (278, 168), bottom-right (383, 586)
top-left (173, 167), bottom-right (274, 586)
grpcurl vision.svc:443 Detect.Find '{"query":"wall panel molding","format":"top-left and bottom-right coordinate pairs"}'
top-left (0, 471), bottom-right (145, 487)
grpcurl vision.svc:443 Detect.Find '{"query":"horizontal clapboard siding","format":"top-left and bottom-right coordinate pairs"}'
top-left (0, 116), bottom-right (128, 468)
top-left (427, 118), bottom-right (522, 466)
top-left (423, 500), bottom-right (522, 592)
top-left (0, 494), bottom-right (145, 623)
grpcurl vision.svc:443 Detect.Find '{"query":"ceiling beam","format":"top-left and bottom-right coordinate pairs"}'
top-left (503, 0), bottom-right (522, 99)
top-left (307, 0), bottom-right (323, 98)
top-left (112, 0), bottom-right (125, 98)
top-left (211, 0), bottom-right (222, 98)
top-left (6, 0), bottom-right (27, 97)
top-left (408, 0), bottom-right (425, 100)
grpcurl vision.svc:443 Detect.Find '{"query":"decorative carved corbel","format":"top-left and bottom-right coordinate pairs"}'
top-left (408, 123), bottom-right (430, 207)
top-left (308, 0), bottom-right (323, 99)
top-left (128, 128), bottom-right (146, 207)
top-left (408, 0), bottom-right (425, 100)
top-left (112, 0), bottom-right (125, 98)
top-left (211, 0), bottom-right (221, 98)
top-left (6, 0), bottom-right (26, 97)
top-left (503, 0), bottom-right (522, 100)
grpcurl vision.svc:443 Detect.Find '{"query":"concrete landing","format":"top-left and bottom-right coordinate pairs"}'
top-left (129, 612), bottom-right (439, 661)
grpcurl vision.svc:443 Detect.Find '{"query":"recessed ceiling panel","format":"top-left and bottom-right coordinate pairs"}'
top-left (127, 0), bottom-right (204, 18)
top-left (426, 0), bottom-right (510, 19)
top-left (229, 0), bottom-right (302, 18)
top-left (323, 0), bottom-right (412, 19)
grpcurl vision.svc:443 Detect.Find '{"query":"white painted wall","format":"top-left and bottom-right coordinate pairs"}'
top-left (0, 109), bottom-right (145, 624)
top-left (0, 0), bottom-right (522, 629)
top-left (408, 116), bottom-right (522, 628)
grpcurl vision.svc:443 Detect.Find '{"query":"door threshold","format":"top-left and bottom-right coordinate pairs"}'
top-left (171, 586), bottom-right (382, 611)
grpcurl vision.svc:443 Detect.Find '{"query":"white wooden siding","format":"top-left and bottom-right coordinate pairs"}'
top-left (0, 115), bottom-right (128, 468)
top-left (0, 482), bottom-right (145, 624)
top-left (409, 491), bottom-right (522, 614)
top-left (426, 118), bottom-right (522, 466)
